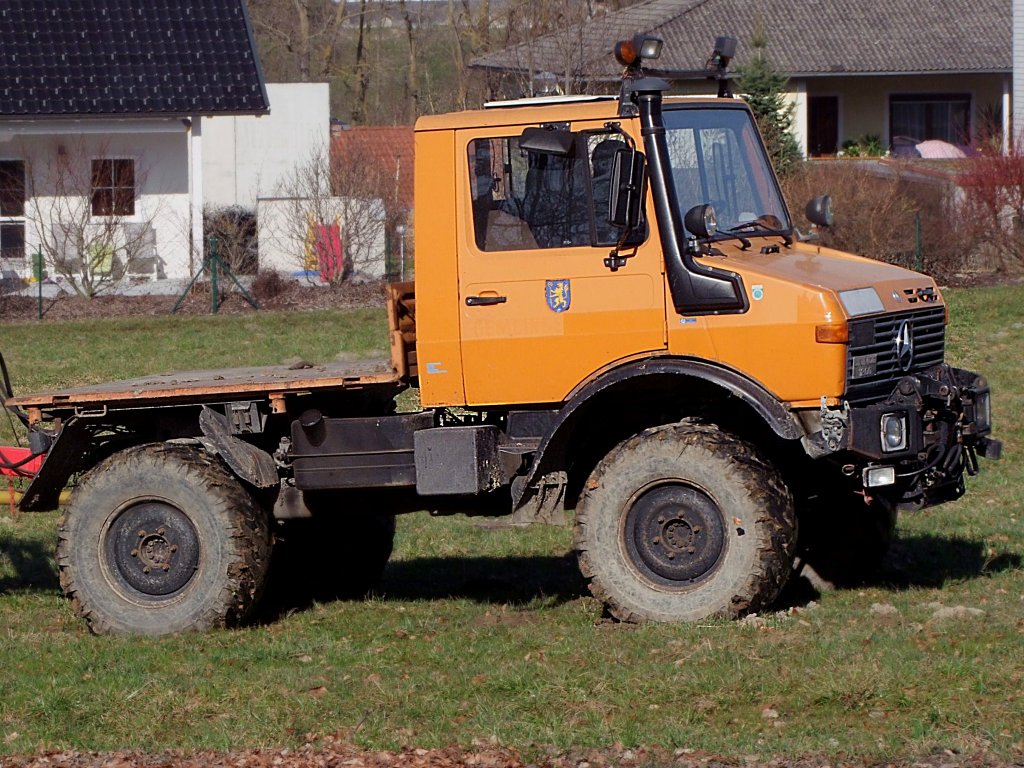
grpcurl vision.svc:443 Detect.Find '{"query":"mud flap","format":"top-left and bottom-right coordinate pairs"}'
top-left (199, 407), bottom-right (279, 489)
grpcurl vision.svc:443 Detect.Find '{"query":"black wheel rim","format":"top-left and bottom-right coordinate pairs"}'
top-left (622, 482), bottom-right (727, 588)
top-left (103, 501), bottom-right (201, 601)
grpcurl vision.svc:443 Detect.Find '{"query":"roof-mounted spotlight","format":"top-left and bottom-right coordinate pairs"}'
top-left (708, 36), bottom-right (737, 72)
top-left (614, 34), bottom-right (663, 70)
top-left (637, 36), bottom-right (664, 61)
top-left (614, 33), bottom-right (737, 115)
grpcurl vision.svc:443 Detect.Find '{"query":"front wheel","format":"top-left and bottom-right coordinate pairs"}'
top-left (574, 420), bottom-right (796, 623)
top-left (57, 443), bottom-right (272, 635)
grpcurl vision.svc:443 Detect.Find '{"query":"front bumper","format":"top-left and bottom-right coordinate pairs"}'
top-left (841, 364), bottom-right (1000, 508)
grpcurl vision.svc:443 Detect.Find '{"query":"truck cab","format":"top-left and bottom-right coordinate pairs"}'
top-left (401, 38), bottom-right (999, 619)
top-left (410, 60), bottom-right (997, 511)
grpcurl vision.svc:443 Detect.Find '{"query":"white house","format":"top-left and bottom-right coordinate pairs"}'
top-left (202, 83), bottom-right (389, 281)
top-left (1016, 0), bottom-right (1024, 141)
top-left (0, 0), bottom-right (268, 292)
top-left (203, 83), bottom-right (330, 209)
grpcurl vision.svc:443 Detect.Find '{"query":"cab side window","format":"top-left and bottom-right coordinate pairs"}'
top-left (468, 133), bottom-right (642, 252)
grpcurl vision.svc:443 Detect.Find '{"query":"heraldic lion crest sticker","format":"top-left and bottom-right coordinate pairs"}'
top-left (545, 279), bottom-right (571, 313)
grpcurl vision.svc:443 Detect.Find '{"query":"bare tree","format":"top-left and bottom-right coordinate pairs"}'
top-left (350, 0), bottom-right (374, 123)
top-left (22, 140), bottom-right (158, 298)
top-left (249, 0), bottom-right (352, 82)
top-left (247, 0), bottom-right (648, 123)
top-left (399, 0), bottom-right (420, 123)
top-left (249, 0), bottom-right (383, 122)
top-left (274, 146), bottom-right (391, 284)
top-left (476, 0), bottom-right (620, 100)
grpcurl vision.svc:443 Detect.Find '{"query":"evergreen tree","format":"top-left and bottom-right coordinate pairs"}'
top-left (736, 30), bottom-right (803, 177)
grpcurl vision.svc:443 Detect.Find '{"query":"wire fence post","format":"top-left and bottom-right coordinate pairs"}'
top-left (34, 249), bottom-right (43, 321)
top-left (210, 237), bottom-right (220, 314)
top-left (171, 235), bottom-right (257, 315)
top-left (915, 212), bottom-right (923, 273)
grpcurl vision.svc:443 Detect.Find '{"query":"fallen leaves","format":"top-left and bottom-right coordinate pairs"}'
top-left (0, 743), bottom-right (525, 768)
top-left (0, 739), bottom-right (1018, 768)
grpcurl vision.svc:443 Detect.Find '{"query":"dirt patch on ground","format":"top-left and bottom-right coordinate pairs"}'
top-left (0, 280), bottom-right (389, 322)
top-left (0, 742), bottom-right (1018, 768)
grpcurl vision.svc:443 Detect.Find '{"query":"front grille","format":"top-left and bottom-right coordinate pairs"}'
top-left (845, 306), bottom-right (946, 404)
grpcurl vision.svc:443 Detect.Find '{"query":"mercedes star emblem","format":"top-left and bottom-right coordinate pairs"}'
top-left (894, 319), bottom-right (914, 371)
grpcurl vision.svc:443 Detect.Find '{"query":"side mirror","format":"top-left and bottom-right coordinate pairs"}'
top-left (519, 126), bottom-right (575, 156)
top-left (609, 147), bottom-right (646, 230)
top-left (805, 195), bottom-right (834, 228)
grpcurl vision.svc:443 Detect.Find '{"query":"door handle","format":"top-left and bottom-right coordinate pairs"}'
top-left (465, 295), bottom-right (507, 306)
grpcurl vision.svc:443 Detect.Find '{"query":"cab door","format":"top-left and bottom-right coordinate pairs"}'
top-left (456, 122), bottom-right (667, 407)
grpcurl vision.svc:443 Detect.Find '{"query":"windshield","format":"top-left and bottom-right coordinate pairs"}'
top-left (662, 106), bottom-right (791, 236)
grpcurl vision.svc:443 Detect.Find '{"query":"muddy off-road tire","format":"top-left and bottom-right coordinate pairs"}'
top-left (796, 494), bottom-right (897, 589)
top-left (273, 494), bottom-right (396, 601)
top-left (57, 443), bottom-right (272, 636)
top-left (575, 420), bottom-right (796, 623)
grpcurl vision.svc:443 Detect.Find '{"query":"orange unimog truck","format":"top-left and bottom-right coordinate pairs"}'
top-left (1, 36), bottom-right (1001, 635)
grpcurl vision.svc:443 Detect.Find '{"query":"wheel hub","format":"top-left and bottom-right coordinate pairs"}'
top-left (105, 502), bottom-right (200, 598)
top-left (624, 483), bottom-right (726, 586)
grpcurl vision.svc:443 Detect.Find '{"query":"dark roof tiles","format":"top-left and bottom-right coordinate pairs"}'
top-left (472, 0), bottom-right (1011, 80)
top-left (0, 0), bottom-right (268, 118)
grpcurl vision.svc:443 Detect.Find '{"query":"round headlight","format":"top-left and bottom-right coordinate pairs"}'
top-left (684, 204), bottom-right (717, 239)
top-left (880, 413), bottom-right (907, 452)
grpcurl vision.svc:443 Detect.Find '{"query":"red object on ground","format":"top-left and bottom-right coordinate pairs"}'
top-left (315, 223), bottom-right (343, 282)
top-left (0, 446), bottom-right (43, 477)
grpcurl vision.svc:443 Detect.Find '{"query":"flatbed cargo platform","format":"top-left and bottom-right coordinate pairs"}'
top-left (9, 357), bottom-right (402, 413)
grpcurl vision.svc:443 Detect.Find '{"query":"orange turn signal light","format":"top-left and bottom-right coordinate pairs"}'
top-left (615, 39), bottom-right (639, 67)
top-left (815, 323), bottom-right (849, 344)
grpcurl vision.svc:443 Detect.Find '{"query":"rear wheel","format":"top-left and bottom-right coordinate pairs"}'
top-left (575, 420), bottom-right (795, 622)
top-left (57, 443), bottom-right (271, 636)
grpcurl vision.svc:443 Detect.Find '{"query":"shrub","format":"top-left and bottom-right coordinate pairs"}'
top-left (949, 148), bottom-right (1024, 274)
top-left (251, 269), bottom-right (287, 301)
top-left (840, 135), bottom-right (886, 158)
top-left (781, 160), bottom-right (971, 282)
top-left (204, 206), bottom-right (258, 275)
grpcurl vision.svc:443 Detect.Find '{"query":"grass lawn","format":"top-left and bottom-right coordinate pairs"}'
top-left (0, 289), bottom-right (1021, 762)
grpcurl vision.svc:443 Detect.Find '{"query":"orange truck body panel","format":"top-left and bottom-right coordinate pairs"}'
top-left (452, 117), bottom-right (667, 407)
top-left (414, 97), bottom-right (944, 411)
top-left (413, 126), bottom-right (467, 407)
top-left (678, 241), bottom-right (939, 404)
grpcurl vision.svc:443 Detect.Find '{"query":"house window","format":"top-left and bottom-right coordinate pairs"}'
top-left (0, 160), bottom-right (26, 262)
top-left (890, 94), bottom-right (971, 145)
top-left (91, 158), bottom-right (135, 216)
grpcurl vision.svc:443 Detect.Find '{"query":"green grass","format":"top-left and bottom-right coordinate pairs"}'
top-left (0, 307), bottom-right (388, 393)
top-left (1, 294), bottom-right (1022, 761)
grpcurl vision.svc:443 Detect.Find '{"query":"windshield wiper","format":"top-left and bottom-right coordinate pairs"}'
top-left (709, 231), bottom-right (752, 250)
top-left (726, 216), bottom-right (793, 247)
